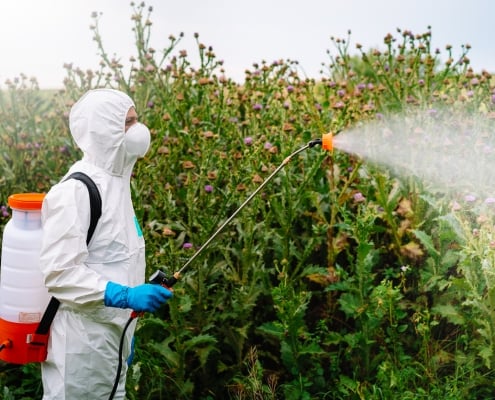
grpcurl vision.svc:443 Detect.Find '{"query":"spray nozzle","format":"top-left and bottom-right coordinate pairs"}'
top-left (322, 132), bottom-right (333, 151)
top-left (308, 133), bottom-right (333, 151)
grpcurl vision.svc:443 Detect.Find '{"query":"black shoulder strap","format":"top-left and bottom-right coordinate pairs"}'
top-left (36, 172), bottom-right (102, 336)
top-left (35, 296), bottom-right (61, 336)
top-left (66, 172), bottom-right (102, 245)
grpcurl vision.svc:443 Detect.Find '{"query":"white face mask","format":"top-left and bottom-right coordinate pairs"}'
top-left (124, 122), bottom-right (151, 158)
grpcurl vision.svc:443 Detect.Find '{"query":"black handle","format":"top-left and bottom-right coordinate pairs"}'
top-left (149, 269), bottom-right (178, 288)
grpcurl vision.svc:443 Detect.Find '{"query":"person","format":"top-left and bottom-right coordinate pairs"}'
top-left (39, 88), bottom-right (172, 399)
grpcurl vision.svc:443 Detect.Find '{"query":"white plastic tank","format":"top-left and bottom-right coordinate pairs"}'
top-left (0, 193), bottom-right (50, 323)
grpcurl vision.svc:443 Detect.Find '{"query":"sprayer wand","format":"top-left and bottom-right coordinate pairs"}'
top-left (150, 136), bottom-right (330, 288)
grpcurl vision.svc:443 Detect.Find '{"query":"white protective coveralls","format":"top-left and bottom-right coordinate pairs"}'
top-left (40, 89), bottom-right (147, 399)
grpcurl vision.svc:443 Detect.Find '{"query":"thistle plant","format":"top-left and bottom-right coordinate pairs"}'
top-left (3, 2), bottom-right (495, 399)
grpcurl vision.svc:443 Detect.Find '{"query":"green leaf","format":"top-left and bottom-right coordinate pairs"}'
top-left (281, 341), bottom-right (297, 372)
top-left (151, 335), bottom-right (180, 368)
top-left (438, 213), bottom-right (466, 244)
top-left (257, 321), bottom-right (285, 339)
top-left (338, 292), bottom-right (362, 317)
top-left (412, 229), bottom-right (440, 260)
top-left (431, 304), bottom-right (465, 325)
top-left (478, 346), bottom-right (493, 368)
top-left (184, 334), bottom-right (218, 352)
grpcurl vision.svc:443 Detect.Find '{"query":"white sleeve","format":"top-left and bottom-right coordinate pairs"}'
top-left (40, 179), bottom-right (107, 305)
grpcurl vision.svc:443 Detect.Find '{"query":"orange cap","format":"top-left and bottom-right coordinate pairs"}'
top-left (322, 132), bottom-right (333, 151)
top-left (8, 193), bottom-right (46, 211)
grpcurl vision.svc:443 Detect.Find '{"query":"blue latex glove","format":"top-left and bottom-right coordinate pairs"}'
top-left (104, 281), bottom-right (173, 312)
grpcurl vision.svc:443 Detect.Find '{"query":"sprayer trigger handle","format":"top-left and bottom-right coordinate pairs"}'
top-left (149, 269), bottom-right (178, 289)
top-left (164, 276), bottom-right (178, 288)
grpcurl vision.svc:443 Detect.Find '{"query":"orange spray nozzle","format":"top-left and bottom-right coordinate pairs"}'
top-left (322, 132), bottom-right (333, 151)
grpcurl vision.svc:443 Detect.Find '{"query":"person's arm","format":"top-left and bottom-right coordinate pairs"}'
top-left (41, 179), bottom-right (173, 312)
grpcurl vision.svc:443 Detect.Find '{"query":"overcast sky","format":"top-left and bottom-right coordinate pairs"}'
top-left (1, 0), bottom-right (494, 88)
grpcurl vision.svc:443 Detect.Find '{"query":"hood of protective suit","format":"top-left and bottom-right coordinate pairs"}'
top-left (69, 89), bottom-right (137, 176)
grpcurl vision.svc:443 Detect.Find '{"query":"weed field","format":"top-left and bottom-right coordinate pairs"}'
top-left (2, 3), bottom-right (495, 399)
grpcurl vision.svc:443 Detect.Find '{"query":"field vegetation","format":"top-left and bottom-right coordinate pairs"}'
top-left (2, 3), bottom-right (495, 399)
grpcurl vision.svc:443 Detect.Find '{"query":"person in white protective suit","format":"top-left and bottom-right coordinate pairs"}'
top-left (39, 88), bottom-right (172, 400)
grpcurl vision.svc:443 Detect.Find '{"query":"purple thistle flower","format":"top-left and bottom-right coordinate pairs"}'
top-left (485, 197), bottom-right (495, 204)
top-left (1, 205), bottom-right (9, 217)
top-left (287, 85), bottom-right (294, 93)
top-left (183, 242), bottom-right (193, 249)
top-left (253, 103), bottom-right (263, 111)
top-left (264, 141), bottom-right (273, 150)
top-left (451, 201), bottom-right (461, 211)
top-left (204, 184), bottom-right (214, 193)
top-left (353, 192), bottom-right (366, 203)
top-left (464, 194), bottom-right (476, 202)
top-left (244, 136), bottom-right (253, 146)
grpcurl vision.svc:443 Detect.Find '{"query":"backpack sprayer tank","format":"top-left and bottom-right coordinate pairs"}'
top-left (0, 193), bottom-right (51, 364)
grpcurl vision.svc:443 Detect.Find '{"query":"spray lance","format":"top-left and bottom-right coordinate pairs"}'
top-left (149, 133), bottom-right (334, 288)
top-left (108, 133), bottom-right (334, 400)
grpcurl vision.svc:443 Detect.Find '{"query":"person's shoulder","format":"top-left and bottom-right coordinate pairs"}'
top-left (44, 178), bottom-right (89, 207)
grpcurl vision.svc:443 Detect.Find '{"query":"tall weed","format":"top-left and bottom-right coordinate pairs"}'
top-left (2, 2), bottom-right (495, 399)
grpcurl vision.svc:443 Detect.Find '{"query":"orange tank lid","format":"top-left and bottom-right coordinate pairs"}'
top-left (8, 193), bottom-right (46, 211)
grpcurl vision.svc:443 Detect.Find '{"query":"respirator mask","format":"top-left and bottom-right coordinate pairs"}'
top-left (124, 122), bottom-right (151, 158)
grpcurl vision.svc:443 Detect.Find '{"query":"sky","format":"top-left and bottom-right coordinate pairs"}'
top-left (1, 0), bottom-right (494, 89)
